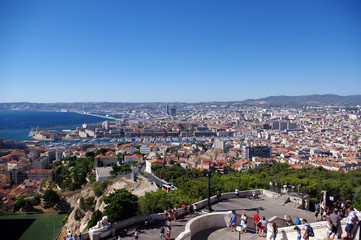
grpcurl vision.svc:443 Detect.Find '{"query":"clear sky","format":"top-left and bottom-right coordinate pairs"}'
top-left (0, 0), bottom-right (360, 103)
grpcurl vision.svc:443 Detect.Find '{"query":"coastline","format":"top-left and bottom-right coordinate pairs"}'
top-left (0, 110), bottom-right (112, 141)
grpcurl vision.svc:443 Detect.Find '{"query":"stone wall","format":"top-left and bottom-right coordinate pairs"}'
top-left (266, 216), bottom-right (361, 240)
top-left (175, 211), bottom-right (257, 240)
top-left (190, 189), bottom-right (262, 210)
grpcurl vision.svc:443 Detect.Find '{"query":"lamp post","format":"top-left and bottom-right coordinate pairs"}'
top-left (204, 169), bottom-right (214, 213)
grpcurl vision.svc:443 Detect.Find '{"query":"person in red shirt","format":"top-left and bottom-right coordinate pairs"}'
top-left (167, 226), bottom-right (171, 239)
top-left (253, 210), bottom-right (260, 235)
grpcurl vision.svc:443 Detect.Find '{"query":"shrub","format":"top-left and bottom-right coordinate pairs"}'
top-left (93, 180), bottom-right (109, 197)
top-left (63, 215), bottom-right (69, 223)
top-left (87, 210), bottom-right (103, 229)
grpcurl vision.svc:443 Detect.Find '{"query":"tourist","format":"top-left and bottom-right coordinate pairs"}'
top-left (164, 209), bottom-right (168, 220)
top-left (217, 190), bottom-right (222, 202)
top-left (259, 216), bottom-right (267, 237)
top-left (254, 210), bottom-right (260, 235)
top-left (78, 233), bottom-right (82, 240)
top-left (67, 230), bottom-right (72, 240)
top-left (341, 202), bottom-right (345, 210)
top-left (295, 217), bottom-right (301, 225)
top-left (189, 204), bottom-right (194, 216)
top-left (167, 226), bottom-right (171, 240)
top-left (117, 235), bottom-right (122, 240)
top-left (326, 219), bottom-right (333, 240)
top-left (235, 188), bottom-right (239, 198)
top-left (134, 228), bottom-right (139, 239)
top-left (329, 209), bottom-right (341, 240)
top-left (173, 207), bottom-right (177, 221)
top-left (252, 190), bottom-right (256, 201)
top-left (240, 212), bottom-right (248, 233)
top-left (336, 210), bottom-right (343, 239)
top-left (274, 179), bottom-right (278, 188)
top-left (345, 207), bottom-right (357, 239)
top-left (314, 209), bottom-right (319, 221)
top-left (73, 234), bottom-right (78, 240)
top-left (194, 204), bottom-right (198, 216)
top-left (326, 208), bottom-right (331, 216)
top-left (285, 215), bottom-right (293, 226)
top-left (229, 210), bottom-right (237, 232)
top-left (160, 226), bottom-right (166, 240)
top-left (301, 219), bottom-right (310, 240)
top-left (167, 210), bottom-right (172, 226)
top-left (269, 223), bottom-right (277, 240)
top-left (294, 226), bottom-right (301, 240)
top-left (182, 203), bottom-right (188, 214)
top-left (322, 209), bottom-right (327, 221)
top-left (269, 181), bottom-right (273, 190)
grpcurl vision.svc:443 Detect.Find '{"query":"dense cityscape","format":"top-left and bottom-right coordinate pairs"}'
top-left (0, 99), bottom-right (361, 239)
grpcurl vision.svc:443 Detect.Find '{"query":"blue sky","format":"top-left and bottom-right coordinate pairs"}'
top-left (0, 0), bottom-right (360, 103)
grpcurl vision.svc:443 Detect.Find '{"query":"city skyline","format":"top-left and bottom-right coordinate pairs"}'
top-left (1, 0), bottom-right (361, 103)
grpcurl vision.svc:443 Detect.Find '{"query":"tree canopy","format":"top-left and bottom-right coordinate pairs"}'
top-left (103, 189), bottom-right (138, 222)
top-left (149, 163), bottom-right (361, 210)
top-left (43, 189), bottom-right (60, 208)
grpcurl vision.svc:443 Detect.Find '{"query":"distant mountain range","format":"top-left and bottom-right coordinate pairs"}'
top-left (0, 94), bottom-right (360, 110)
top-left (239, 94), bottom-right (361, 106)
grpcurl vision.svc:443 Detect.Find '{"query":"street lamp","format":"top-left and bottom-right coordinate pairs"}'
top-left (204, 168), bottom-right (214, 213)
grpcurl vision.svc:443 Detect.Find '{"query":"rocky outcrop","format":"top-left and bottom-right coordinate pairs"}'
top-left (58, 176), bottom-right (157, 240)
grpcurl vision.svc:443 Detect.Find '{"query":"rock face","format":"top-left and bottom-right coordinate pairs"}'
top-left (58, 176), bottom-right (158, 240)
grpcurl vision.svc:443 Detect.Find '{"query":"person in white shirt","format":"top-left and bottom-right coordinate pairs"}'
top-left (345, 207), bottom-right (357, 239)
top-left (67, 231), bottom-right (72, 240)
top-left (259, 216), bottom-right (267, 237)
top-left (240, 212), bottom-right (248, 233)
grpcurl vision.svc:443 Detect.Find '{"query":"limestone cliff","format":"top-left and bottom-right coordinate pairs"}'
top-left (57, 176), bottom-right (158, 240)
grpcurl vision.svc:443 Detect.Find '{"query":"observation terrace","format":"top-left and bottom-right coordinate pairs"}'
top-left (84, 189), bottom-right (323, 240)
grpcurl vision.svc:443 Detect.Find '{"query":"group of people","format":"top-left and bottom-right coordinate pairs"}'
top-left (325, 207), bottom-right (359, 240)
top-left (64, 231), bottom-right (82, 240)
top-left (182, 203), bottom-right (198, 217)
top-left (253, 210), bottom-right (276, 239)
top-left (228, 210), bottom-right (277, 239)
top-left (314, 201), bottom-right (359, 240)
top-left (228, 207), bottom-right (359, 240)
top-left (163, 208), bottom-right (178, 225)
top-left (160, 225), bottom-right (171, 240)
top-left (287, 206), bottom-right (359, 240)
top-left (293, 219), bottom-right (312, 240)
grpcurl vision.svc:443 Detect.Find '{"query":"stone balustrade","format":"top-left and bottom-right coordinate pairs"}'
top-left (81, 189), bottom-right (305, 239)
top-left (266, 219), bottom-right (361, 240)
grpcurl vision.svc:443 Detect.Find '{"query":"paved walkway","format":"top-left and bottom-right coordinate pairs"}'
top-left (114, 195), bottom-right (315, 240)
top-left (193, 227), bottom-right (260, 240)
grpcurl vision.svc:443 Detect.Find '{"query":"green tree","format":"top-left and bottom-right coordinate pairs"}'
top-left (42, 189), bottom-right (60, 208)
top-left (352, 186), bottom-right (361, 210)
top-left (14, 197), bottom-right (33, 211)
top-left (96, 148), bottom-right (108, 156)
top-left (32, 193), bottom-right (42, 206)
top-left (104, 189), bottom-right (138, 222)
top-left (86, 151), bottom-right (95, 158)
top-left (97, 159), bottom-right (104, 167)
top-left (80, 196), bottom-right (95, 211)
top-left (87, 210), bottom-right (103, 229)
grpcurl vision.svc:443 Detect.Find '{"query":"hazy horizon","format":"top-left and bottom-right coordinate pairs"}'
top-left (0, 93), bottom-right (360, 104)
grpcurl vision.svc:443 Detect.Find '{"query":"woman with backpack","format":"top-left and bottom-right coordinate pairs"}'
top-left (269, 223), bottom-right (278, 240)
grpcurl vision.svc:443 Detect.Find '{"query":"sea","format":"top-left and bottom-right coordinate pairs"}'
top-left (0, 110), bottom-right (108, 141)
